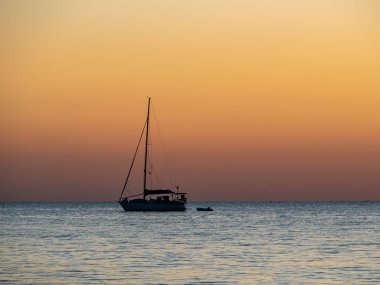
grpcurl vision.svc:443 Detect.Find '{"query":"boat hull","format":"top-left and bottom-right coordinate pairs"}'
top-left (119, 199), bottom-right (186, 211)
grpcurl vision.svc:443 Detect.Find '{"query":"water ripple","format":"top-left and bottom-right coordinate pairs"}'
top-left (0, 202), bottom-right (379, 284)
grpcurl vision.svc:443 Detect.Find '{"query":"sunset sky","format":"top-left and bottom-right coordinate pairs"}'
top-left (1, 0), bottom-right (379, 201)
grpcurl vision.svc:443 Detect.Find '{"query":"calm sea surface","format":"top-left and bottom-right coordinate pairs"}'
top-left (0, 202), bottom-right (379, 284)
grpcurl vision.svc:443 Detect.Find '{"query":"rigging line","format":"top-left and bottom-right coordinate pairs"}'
top-left (119, 120), bottom-right (147, 201)
top-left (148, 122), bottom-right (153, 189)
top-left (152, 107), bottom-right (177, 187)
top-left (147, 129), bottom-right (165, 191)
top-left (148, 154), bottom-right (155, 187)
top-left (149, 151), bottom-right (164, 189)
top-left (152, 171), bottom-right (163, 188)
top-left (148, 111), bottom-right (164, 189)
top-left (151, 107), bottom-right (170, 186)
top-left (165, 145), bottom-right (177, 187)
top-left (152, 165), bottom-right (164, 188)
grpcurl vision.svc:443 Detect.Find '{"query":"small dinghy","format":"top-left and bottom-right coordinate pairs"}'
top-left (197, 207), bottom-right (213, 211)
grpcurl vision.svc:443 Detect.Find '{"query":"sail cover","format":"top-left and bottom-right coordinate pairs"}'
top-left (144, 189), bottom-right (174, 195)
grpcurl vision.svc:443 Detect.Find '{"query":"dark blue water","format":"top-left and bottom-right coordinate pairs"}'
top-left (0, 202), bottom-right (379, 284)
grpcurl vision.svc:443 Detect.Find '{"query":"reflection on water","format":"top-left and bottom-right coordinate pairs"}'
top-left (0, 202), bottom-right (379, 284)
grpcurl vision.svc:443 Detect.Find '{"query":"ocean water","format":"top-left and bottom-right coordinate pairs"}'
top-left (0, 202), bottom-right (379, 284)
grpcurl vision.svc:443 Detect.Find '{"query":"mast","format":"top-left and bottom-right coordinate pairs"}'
top-left (143, 97), bottom-right (151, 199)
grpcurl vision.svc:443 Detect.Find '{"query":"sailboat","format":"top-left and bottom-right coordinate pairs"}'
top-left (118, 98), bottom-right (187, 211)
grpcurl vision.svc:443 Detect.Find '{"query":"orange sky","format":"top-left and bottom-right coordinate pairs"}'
top-left (1, 1), bottom-right (379, 201)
